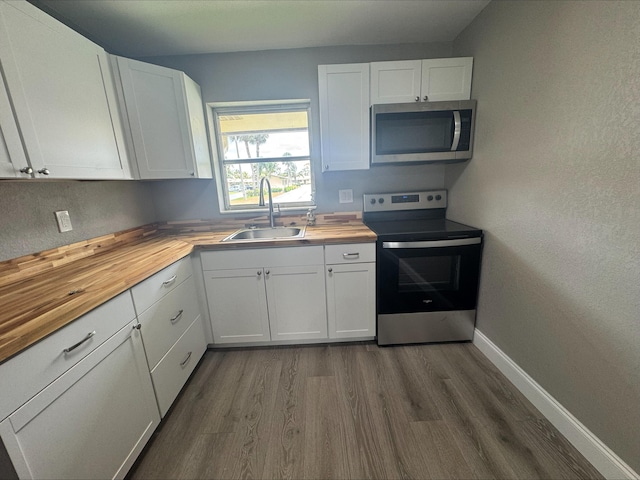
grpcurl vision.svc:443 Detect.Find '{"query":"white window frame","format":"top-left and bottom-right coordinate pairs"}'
top-left (206, 99), bottom-right (316, 214)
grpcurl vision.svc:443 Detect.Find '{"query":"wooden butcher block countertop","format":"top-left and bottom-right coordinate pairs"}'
top-left (0, 213), bottom-right (375, 363)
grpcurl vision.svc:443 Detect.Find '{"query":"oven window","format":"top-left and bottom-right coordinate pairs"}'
top-left (397, 256), bottom-right (460, 292)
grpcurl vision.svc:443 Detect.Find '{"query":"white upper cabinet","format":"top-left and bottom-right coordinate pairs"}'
top-left (112, 56), bottom-right (213, 179)
top-left (318, 63), bottom-right (370, 172)
top-left (421, 57), bottom-right (473, 102)
top-left (0, 76), bottom-right (29, 178)
top-left (0, 0), bottom-right (130, 179)
top-left (370, 60), bottom-right (422, 104)
top-left (370, 57), bottom-right (473, 104)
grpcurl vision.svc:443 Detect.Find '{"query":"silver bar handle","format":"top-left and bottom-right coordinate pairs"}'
top-left (162, 275), bottom-right (177, 286)
top-left (63, 331), bottom-right (96, 354)
top-left (342, 252), bottom-right (360, 259)
top-left (451, 110), bottom-right (461, 151)
top-left (170, 309), bottom-right (184, 324)
top-left (180, 351), bottom-right (193, 368)
top-left (382, 238), bottom-right (481, 249)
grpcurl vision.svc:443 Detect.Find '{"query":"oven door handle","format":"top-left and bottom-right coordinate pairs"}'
top-left (382, 238), bottom-right (481, 249)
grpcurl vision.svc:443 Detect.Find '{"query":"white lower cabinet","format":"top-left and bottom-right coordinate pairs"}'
top-left (204, 268), bottom-right (271, 343)
top-left (201, 246), bottom-right (327, 344)
top-left (131, 258), bottom-right (207, 417)
top-left (0, 320), bottom-right (160, 480)
top-left (326, 263), bottom-right (376, 339)
top-left (150, 315), bottom-right (207, 417)
top-left (201, 244), bottom-right (374, 345)
top-left (265, 265), bottom-right (327, 341)
top-left (325, 243), bottom-right (376, 340)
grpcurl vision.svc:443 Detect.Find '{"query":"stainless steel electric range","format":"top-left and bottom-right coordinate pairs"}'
top-left (363, 190), bottom-right (483, 346)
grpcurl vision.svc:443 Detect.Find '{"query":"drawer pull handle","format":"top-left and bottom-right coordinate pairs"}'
top-left (180, 351), bottom-right (193, 368)
top-left (162, 275), bottom-right (177, 286)
top-left (63, 331), bottom-right (96, 354)
top-left (343, 252), bottom-right (360, 259)
top-left (170, 309), bottom-right (184, 324)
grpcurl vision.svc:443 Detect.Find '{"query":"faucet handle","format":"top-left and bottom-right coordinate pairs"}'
top-left (306, 208), bottom-right (316, 226)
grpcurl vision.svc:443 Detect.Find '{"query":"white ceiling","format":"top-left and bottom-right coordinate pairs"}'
top-left (31, 0), bottom-right (490, 58)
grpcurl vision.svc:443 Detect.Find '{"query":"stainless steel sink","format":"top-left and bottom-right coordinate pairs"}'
top-left (222, 226), bottom-right (306, 242)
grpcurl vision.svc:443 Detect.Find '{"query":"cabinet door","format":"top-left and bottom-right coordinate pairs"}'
top-left (0, 321), bottom-right (160, 480)
top-left (421, 57), bottom-right (473, 102)
top-left (370, 60), bottom-right (422, 104)
top-left (116, 57), bottom-right (202, 179)
top-left (318, 63), bottom-right (370, 172)
top-left (326, 263), bottom-right (376, 339)
top-left (0, 75), bottom-right (29, 178)
top-left (0, 1), bottom-right (127, 179)
top-left (204, 268), bottom-right (271, 344)
top-left (265, 265), bottom-right (328, 341)
top-left (183, 74), bottom-right (213, 178)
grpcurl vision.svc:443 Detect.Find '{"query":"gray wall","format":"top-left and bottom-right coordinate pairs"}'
top-left (0, 181), bottom-right (157, 261)
top-left (0, 42), bottom-right (454, 260)
top-left (143, 43), bottom-right (453, 220)
top-left (448, 1), bottom-right (640, 472)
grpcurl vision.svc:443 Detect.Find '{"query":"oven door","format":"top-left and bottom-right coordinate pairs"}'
top-left (377, 237), bottom-right (482, 314)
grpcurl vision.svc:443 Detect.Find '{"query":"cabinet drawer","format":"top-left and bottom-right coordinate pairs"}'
top-left (325, 243), bottom-right (376, 264)
top-left (150, 316), bottom-right (207, 417)
top-left (131, 257), bottom-right (193, 314)
top-left (138, 276), bottom-right (200, 369)
top-left (0, 291), bottom-right (135, 421)
top-left (201, 246), bottom-right (324, 270)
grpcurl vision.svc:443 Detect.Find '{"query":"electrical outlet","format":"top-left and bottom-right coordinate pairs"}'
top-left (54, 210), bottom-right (73, 232)
top-left (339, 189), bottom-right (353, 204)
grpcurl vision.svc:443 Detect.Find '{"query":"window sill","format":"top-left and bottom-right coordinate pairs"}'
top-left (219, 205), bottom-right (316, 215)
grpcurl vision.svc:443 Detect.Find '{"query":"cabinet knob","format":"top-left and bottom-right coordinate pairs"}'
top-left (19, 167), bottom-right (33, 175)
top-left (328, 267), bottom-right (333, 273)
top-left (189, 172), bottom-right (195, 176)
top-left (265, 270), bottom-right (270, 275)
top-left (133, 323), bottom-right (142, 331)
top-left (324, 164), bottom-right (329, 170)
top-left (37, 168), bottom-right (50, 175)
top-left (415, 96), bottom-right (420, 102)
top-left (257, 271), bottom-right (262, 276)
top-left (423, 95), bottom-right (429, 101)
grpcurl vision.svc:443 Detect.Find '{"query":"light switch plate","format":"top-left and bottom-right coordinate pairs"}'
top-left (339, 189), bottom-right (353, 204)
top-left (54, 210), bottom-right (73, 232)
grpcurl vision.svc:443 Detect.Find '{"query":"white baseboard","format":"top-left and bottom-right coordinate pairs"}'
top-left (473, 329), bottom-right (639, 480)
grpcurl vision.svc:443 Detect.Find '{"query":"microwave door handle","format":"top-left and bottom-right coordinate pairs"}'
top-left (451, 110), bottom-right (461, 151)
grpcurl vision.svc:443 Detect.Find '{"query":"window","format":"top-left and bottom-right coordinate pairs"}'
top-left (209, 100), bottom-right (314, 212)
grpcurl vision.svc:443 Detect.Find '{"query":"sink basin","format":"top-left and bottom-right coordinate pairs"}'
top-left (222, 226), bottom-right (306, 242)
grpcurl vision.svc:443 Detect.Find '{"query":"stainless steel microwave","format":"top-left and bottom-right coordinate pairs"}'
top-left (371, 100), bottom-right (476, 165)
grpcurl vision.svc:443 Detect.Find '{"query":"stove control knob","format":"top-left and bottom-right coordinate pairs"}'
top-left (435, 194), bottom-right (442, 201)
top-left (370, 198), bottom-right (376, 204)
top-left (378, 198), bottom-right (385, 204)
top-left (427, 195), bottom-right (434, 201)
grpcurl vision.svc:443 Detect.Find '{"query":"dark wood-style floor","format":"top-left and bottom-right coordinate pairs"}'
top-left (129, 342), bottom-right (603, 479)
